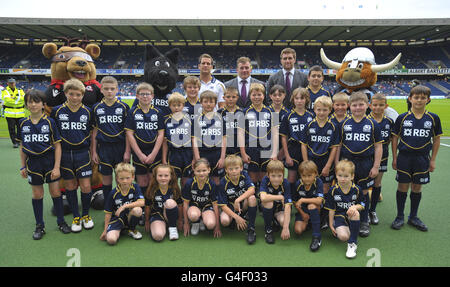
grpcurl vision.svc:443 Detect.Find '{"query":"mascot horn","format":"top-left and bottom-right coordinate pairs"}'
top-left (320, 47), bottom-right (401, 120)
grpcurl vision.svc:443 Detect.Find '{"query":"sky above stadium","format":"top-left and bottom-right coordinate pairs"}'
top-left (0, 0), bottom-right (448, 19)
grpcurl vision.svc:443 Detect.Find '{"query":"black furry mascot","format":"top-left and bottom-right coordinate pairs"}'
top-left (132, 44), bottom-right (180, 116)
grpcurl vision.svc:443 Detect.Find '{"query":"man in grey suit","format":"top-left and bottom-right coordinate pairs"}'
top-left (224, 57), bottom-right (264, 108)
top-left (266, 48), bottom-right (308, 108)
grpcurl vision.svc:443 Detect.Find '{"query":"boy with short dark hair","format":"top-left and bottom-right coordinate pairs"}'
top-left (18, 89), bottom-right (71, 239)
top-left (306, 65), bottom-right (331, 110)
top-left (91, 76), bottom-right (130, 202)
top-left (183, 76), bottom-right (201, 121)
top-left (218, 87), bottom-right (244, 157)
top-left (339, 92), bottom-right (382, 237)
top-left (51, 79), bottom-right (95, 233)
top-left (391, 85), bottom-right (442, 231)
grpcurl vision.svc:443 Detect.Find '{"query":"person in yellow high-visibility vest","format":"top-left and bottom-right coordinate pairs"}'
top-left (1, 78), bottom-right (25, 148)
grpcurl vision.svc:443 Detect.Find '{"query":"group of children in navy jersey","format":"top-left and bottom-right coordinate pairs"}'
top-left (17, 68), bottom-right (442, 260)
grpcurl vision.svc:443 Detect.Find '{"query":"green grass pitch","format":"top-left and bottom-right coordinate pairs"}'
top-left (1, 136), bottom-right (450, 267)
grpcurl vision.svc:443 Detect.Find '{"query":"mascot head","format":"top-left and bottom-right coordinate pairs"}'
top-left (42, 38), bottom-right (101, 83)
top-left (320, 47), bottom-right (401, 92)
top-left (143, 44), bottom-right (180, 98)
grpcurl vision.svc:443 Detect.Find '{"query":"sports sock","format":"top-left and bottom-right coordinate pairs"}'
top-left (396, 190), bottom-right (408, 218)
top-left (348, 219), bottom-right (360, 244)
top-left (80, 192), bottom-right (92, 217)
top-left (409, 192), bottom-right (422, 218)
top-left (65, 189), bottom-right (80, 218)
top-left (370, 186), bottom-right (381, 213)
top-left (129, 215), bottom-right (140, 230)
top-left (165, 206), bottom-right (178, 227)
top-left (309, 208), bottom-right (321, 239)
top-left (247, 205), bottom-right (257, 229)
top-left (52, 196), bottom-right (65, 225)
top-left (102, 184), bottom-right (113, 201)
top-left (262, 206), bottom-right (274, 233)
top-left (32, 198), bottom-right (44, 226)
top-left (360, 192), bottom-right (370, 223)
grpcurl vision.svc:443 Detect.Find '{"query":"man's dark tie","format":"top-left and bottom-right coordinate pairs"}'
top-left (241, 79), bottom-right (247, 103)
top-left (285, 71), bottom-right (291, 96)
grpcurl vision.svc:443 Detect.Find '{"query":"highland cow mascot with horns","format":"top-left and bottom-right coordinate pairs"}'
top-left (42, 37), bottom-right (105, 214)
top-left (320, 47), bottom-right (401, 120)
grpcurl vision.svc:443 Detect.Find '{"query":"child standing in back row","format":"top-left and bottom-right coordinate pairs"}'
top-left (391, 85), bottom-right (442, 232)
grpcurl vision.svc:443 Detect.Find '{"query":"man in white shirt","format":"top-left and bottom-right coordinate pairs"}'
top-left (198, 53), bottom-right (226, 109)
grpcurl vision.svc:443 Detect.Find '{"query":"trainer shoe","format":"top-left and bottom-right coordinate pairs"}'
top-left (359, 222), bottom-right (370, 237)
top-left (264, 230), bottom-right (275, 244)
top-left (391, 216), bottom-right (404, 230)
top-left (81, 215), bottom-right (94, 230)
top-left (247, 227), bottom-right (256, 245)
top-left (407, 217), bottom-right (428, 232)
top-left (310, 236), bottom-right (322, 252)
top-left (191, 222), bottom-right (200, 235)
top-left (128, 229), bottom-right (143, 240)
top-left (58, 222), bottom-right (71, 234)
top-left (71, 217), bottom-right (82, 233)
top-left (346, 243), bottom-right (358, 259)
top-left (33, 224), bottom-right (45, 240)
top-left (169, 227), bottom-right (179, 240)
top-left (369, 212), bottom-right (379, 225)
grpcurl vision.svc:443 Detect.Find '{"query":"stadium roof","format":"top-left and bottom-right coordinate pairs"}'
top-left (1, 18), bottom-right (449, 46)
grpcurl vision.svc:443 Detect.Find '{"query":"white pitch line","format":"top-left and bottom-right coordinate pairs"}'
top-left (441, 143), bottom-right (450, 147)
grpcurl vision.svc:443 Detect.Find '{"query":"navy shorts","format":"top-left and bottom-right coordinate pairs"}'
top-left (25, 152), bottom-right (60, 185)
top-left (188, 201), bottom-right (214, 212)
top-left (284, 141), bottom-right (302, 171)
top-left (396, 152), bottom-right (430, 184)
top-left (106, 211), bottom-right (131, 232)
top-left (98, 141), bottom-right (125, 176)
top-left (311, 155), bottom-right (335, 183)
top-left (149, 212), bottom-right (166, 223)
top-left (333, 214), bottom-right (350, 228)
top-left (132, 146), bottom-right (162, 175)
top-left (345, 156), bottom-right (374, 190)
top-left (226, 146), bottom-right (240, 157)
top-left (199, 148), bottom-right (224, 177)
top-left (244, 146), bottom-right (271, 173)
top-left (168, 148), bottom-right (193, 178)
top-left (379, 158), bottom-right (388, 172)
top-left (61, 149), bottom-right (92, 180)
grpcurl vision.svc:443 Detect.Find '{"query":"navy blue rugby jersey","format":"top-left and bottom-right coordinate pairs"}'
top-left (145, 188), bottom-right (182, 214)
top-left (340, 115), bottom-right (382, 158)
top-left (183, 99), bottom-right (201, 122)
top-left (324, 183), bottom-right (365, 216)
top-left (393, 111), bottom-right (442, 154)
top-left (301, 118), bottom-right (340, 158)
top-left (268, 104), bottom-right (291, 127)
top-left (329, 112), bottom-right (351, 132)
top-left (124, 104), bottom-right (164, 150)
top-left (131, 95), bottom-right (171, 117)
top-left (368, 113), bottom-right (394, 159)
top-left (164, 113), bottom-right (192, 150)
top-left (17, 115), bottom-right (61, 156)
top-left (182, 177), bottom-right (217, 206)
top-left (292, 177), bottom-right (324, 204)
top-left (104, 183), bottom-right (144, 218)
top-left (257, 176), bottom-right (293, 205)
top-left (51, 103), bottom-right (93, 150)
top-left (192, 112), bottom-right (224, 151)
top-left (92, 99), bottom-right (130, 143)
top-left (217, 171), bottom-right (254, 205)
top-left (280, 109), bottom-right (314, 143)
top-left (241, 104), bottom-right (276, 148)
top-left (218, 106), bottom-right (244, 151)
top-left (307, 85), bottom-right (332, 110)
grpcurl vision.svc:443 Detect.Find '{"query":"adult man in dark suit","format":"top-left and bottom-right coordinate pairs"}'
top-left (266, 48), bottom-right (308, 108)
top-left (224, 57), bottom-right (264, 108)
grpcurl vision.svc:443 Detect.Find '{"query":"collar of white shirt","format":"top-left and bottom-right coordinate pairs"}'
top-left (282, 68), bottom-right (295, 76)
